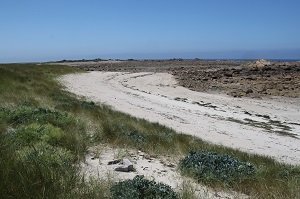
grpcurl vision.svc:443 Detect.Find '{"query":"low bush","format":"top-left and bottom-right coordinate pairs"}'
top-left (180, 151), bottom-right (256, 184)
top-left (2, 106), bottom-right (88, 156)
top-left (110, 175), bottom-right (178, 199)
top-left (9, 123), bottom-right (65, 148)
top-left (7, 106), bottom-right (76, 128)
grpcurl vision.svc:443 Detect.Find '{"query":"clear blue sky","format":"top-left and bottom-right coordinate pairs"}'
top-left (1, 0), bottom-right (300, 62)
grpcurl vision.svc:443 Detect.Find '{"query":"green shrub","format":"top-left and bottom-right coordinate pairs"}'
top-left (10, 123), bottom-right (65, 148)
top-left (7, 106), bottom-right (76, 128)
top-left (41, 124), bottom-right (65, 146)
top-left (10, 123), bottom-right (45, 146)
top-left (3, 106), bottom-right (88, 155)
top-left (110, 175), bottom-right (178, 199)
top-left (180, 151), bottom-right (256, 183)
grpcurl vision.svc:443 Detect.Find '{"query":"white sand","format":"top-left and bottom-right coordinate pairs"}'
top-left (60, 72), bottom-right (300, 165)
top-left (82, 146), bottom-right (247, 198)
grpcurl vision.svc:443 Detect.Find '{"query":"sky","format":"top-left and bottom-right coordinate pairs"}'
top-left (0, 0), bottom-right (300, 62)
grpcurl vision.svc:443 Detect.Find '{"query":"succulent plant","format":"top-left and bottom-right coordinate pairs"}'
top-left (111, 175), bottom-right (178, 199)
top-left (180, 151), bottom-right (256, 183)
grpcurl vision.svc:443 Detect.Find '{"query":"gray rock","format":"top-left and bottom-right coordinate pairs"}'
top-left (166, 163), bottom-right (176, 168)
top-left (115, 158), bottom-right (134, 172)
top-left (108, 159), bottom-right (121, 165)
top-left (245, 89), bottom-right (253, 94)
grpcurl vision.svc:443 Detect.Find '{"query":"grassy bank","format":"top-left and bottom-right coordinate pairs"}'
top-left (0, 64), bottom-right (299, 198)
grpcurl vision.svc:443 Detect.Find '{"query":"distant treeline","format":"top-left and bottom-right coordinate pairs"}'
top-left (51, 58), bottom-right (299, 63)
top-left (52, 58), bottom-right (195, 63)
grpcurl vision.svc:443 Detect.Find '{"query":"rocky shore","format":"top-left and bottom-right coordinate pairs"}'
top-left (58, 59), bottom-right (300, 98)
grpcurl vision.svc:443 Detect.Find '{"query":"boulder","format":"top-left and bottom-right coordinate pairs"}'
top-left (245, 89), bottom-right (254, 94)
top-left (247, 59), bottom-right (271, 69)
top-left (115, 158), bottom-right (134, 172)
top-left (108, 159), bottom-right (121, 165)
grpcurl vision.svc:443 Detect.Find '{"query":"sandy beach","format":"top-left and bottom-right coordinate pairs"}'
top-left (60, 71), bottom-right (300, 165)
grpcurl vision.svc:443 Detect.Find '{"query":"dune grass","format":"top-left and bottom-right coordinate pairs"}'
top-left (0, 64), bottom-right (299, 198)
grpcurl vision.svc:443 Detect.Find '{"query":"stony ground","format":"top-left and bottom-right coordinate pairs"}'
top-left (58, 60), bottom-right (242, 72)
top-left (58, 59), bottom-right (300, 98)
top-left (81, 145), bottom-right (248, 199)
top-left (170, 60), bottom-right (300, 98)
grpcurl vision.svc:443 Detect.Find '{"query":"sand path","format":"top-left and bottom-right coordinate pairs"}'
top-left (60, 72), bottom-right (300, 165)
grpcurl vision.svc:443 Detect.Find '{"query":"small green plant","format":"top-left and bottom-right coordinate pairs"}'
top-left (9, 123), bottom-right (65, 148)
top-left (180, 151), bottom-right (256, 184)
top-left (7, 106), bottom-right (76, 128)
top-left (110, 175), bottom-right (178, 199)
top-left (2, 106), bottom-right (88, 155)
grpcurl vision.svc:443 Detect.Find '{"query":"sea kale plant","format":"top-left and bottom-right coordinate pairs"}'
top-left (180, 151), bottom-right (256, 184)
top-left (110, 175), bottom-right (178, 199)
